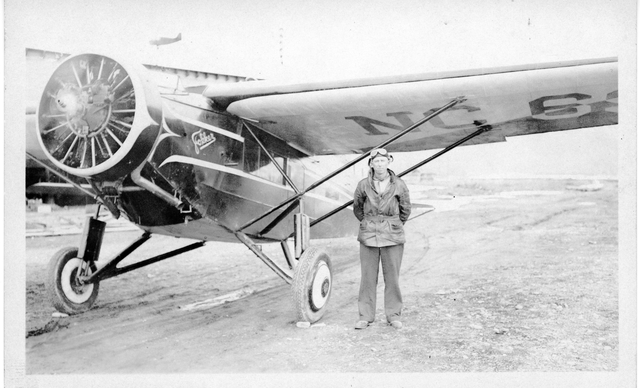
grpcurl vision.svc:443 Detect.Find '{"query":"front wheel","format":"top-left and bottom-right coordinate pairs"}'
top-left (46, 247), bottom-right (100, 315)
top-left (292, 247), bottom-right (333, 323)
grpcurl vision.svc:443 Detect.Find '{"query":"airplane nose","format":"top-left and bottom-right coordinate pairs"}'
top-left (36, 53), bottom-right (163, 179)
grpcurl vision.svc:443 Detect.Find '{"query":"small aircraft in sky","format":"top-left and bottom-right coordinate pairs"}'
top-left (149, 33), bottom-right (182, 47)
top-left (26, 50), bottom-right (617, 323)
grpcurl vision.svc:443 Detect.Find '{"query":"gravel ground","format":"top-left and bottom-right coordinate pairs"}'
top-left (14, 178), bottom-right (630, 387)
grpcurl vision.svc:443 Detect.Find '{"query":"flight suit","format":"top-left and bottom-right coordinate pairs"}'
top-left (353, 169), bottom-right (411, 323)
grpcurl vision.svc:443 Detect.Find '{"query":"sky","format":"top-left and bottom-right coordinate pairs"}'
top-left (8, 0), bottom-right (633, 79)
top-left (5, 0), bottom-right (636, 178)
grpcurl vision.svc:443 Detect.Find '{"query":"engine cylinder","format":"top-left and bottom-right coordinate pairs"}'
top-left (36, 53), bottom-right (163, 180)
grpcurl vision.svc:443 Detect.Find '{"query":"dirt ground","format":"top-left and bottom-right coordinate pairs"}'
top-left (22, 178), bottom-right (621, 382)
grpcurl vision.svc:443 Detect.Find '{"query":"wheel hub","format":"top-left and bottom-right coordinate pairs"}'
top-left (70, 271), bottom-right (87, 294)
top-left (310, 262), bottom-right (331, 311)
top-left (321, 279), bottom-right (330, 298)
top-left (61, 258), bottom-right (95, 304)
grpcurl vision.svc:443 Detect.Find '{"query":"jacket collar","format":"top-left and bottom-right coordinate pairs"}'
top-left (368, 168), bottom-right (397, 185)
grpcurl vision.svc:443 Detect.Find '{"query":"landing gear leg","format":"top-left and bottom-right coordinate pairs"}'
top-left (46, 214), bottom-right (105, 314)
top-left (292, 213), bottom-right (333, 323)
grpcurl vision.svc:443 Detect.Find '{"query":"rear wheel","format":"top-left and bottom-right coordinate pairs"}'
top-left (46, 247), bottom-right (100, 315)
top-left (292, 247), bottom-right (333, 323)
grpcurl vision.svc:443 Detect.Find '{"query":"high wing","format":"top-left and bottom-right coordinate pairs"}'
top-left (204, 58), bottom-right (617, 155)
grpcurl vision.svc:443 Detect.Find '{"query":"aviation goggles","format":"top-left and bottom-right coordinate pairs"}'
top-left (369, 148), bottom-right (393, 161)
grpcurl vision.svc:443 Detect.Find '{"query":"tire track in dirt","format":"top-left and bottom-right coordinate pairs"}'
top-left (27, 280), bottom-right (293, 372)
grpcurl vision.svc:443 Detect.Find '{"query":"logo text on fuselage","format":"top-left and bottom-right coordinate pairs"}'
top-left (192, 129), bottom-right (216, 154)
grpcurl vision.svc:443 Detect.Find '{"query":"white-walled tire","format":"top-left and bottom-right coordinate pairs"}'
top-left (292, 247), bottom-right (333, 323)
top-left (46, 247), bottom-right (100, 315)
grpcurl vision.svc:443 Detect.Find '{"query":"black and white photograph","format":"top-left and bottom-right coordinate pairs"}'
top-left (5, 0), bottom-right (636, 387)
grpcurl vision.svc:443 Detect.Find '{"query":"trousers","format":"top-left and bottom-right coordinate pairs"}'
top-left (358, 244), bottom-right (404, 322)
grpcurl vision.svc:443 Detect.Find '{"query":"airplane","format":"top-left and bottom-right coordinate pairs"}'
top-left (149, 33), bottom-right (182, 47)
top-left (25, 50), bottom-right (617, 324)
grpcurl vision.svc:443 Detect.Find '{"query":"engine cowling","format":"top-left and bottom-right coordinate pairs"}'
top-left (36, 53), bottom-right (163, 180)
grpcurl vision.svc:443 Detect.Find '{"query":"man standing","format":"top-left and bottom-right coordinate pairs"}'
top-left (353, 148), bottom-right (411, 330)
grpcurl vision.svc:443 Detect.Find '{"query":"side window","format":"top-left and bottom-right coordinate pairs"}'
top-left (243, 137), bottom-right (260, 172)
top-left (287, 159), bottom-right (305, 190)
top-left (222, 138), bottom-right (243, 167)
top-left (243, 137), bottom-right (286, 185)
top-left (257, 156), bottom-right (285, 184)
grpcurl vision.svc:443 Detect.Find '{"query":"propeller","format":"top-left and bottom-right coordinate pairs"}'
top-left (36, 53), bottom-right (163, 180)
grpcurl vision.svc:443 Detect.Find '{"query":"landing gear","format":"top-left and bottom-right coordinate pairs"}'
top-left (45, 211), bottom-right (207, 315)
top-left (236, 211), bottom-right (335, 324)
top-left (46, 247), bottom-right (100, 314)
top-left (292, 247), bottom-right (333, 323)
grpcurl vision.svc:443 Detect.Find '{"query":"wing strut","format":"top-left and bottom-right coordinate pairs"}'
top-left (236, 96), bottom-right (467, 233)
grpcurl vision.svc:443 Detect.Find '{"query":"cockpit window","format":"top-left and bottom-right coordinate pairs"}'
top-left (244, 136), bottom-right (286, 185)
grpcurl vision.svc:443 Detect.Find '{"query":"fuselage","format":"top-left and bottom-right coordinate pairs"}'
top-left (145, 91), bottom-right (359, 242)
top-left (27, 79), bottom-right (359, 243)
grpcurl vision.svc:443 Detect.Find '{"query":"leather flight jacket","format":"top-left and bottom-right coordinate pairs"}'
top-left (353, 169), bottom-right (411, 247)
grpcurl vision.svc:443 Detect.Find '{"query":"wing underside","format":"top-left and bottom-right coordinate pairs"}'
top-left (208, 58), bottom-right (617, 155)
